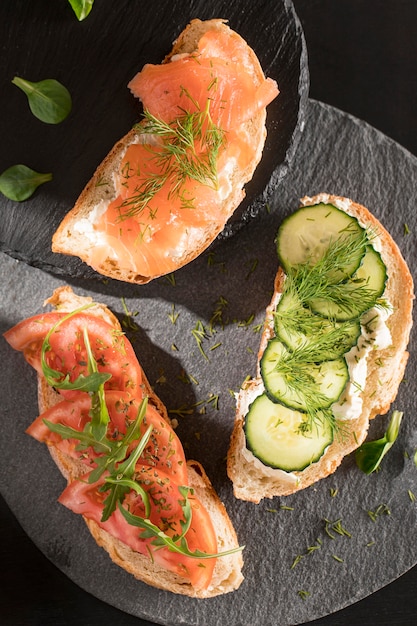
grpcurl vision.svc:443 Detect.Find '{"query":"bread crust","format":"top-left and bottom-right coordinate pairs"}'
top-left (52, 19), bottom-right (274, 284)
top-left (35, 286), bottom-right (243, 596)
top-left (227, 194), bottom-right (414, 502)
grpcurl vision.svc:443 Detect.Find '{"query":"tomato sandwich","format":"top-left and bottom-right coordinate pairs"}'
top-left (51, 19), bottom-right (279, 284)
top-left (4, 286), bottom-right (243, 597)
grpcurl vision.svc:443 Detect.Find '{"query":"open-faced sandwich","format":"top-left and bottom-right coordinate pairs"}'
top-left (4, 286), bottom-right (243, 597)
top-left (227, 194), bottom-right (414, 502)
top-left (51, 18), bottom-right (279, 284)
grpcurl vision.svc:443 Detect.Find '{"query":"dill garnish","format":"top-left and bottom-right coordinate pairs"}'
top-left (367, 503), bottom-right (391, 522)
top-left (118, 95), bottom-right (225, 221)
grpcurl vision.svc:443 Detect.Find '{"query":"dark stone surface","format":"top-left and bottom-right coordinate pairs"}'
top-left (1, 98), bottom-right (416, 626)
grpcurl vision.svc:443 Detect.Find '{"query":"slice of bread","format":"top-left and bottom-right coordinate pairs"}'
top-left (227, 194), bottom-right (414, 502)
top-left (28, 287), bottom-right (244, 597)
top-left (52, 19), bottom-right (278, 284)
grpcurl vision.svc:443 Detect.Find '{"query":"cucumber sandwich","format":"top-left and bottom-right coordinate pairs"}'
top-left (227, 194), bottom-right (414, 501)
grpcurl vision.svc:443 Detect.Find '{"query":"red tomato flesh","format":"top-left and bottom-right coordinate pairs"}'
top-left (4, 312), bottom-right (143, 399)
top-left (59, 466), bottom-right (217, 589)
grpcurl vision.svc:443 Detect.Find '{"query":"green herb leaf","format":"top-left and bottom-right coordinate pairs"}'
top-left (68, 0), bottom-right (95, 20)
top-left (40, 304), bottom-right (108, 393)
top-left (0, 165), bottom-right (52, 201)
top-left (118, 496), bottom-right (244, 560)
top-left (12, 76), bottom-right (72, 124)
top-left (356, 410), bottom-right (403, 474)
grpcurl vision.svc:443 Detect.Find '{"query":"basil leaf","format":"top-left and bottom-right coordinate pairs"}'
top-left (68, 0), bottom-right (94, 21)
top-left (356, 410), bottom-right (403, 474)
top-left (12, 76), bottom-right (72, 124)
top-left (0, 164), bottom-right (52, 201)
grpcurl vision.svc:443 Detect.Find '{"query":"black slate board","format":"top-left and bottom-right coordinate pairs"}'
top-left (0, 99), bottom-right (416, 626)
top-left (0, 0), bottom-right (308, 279)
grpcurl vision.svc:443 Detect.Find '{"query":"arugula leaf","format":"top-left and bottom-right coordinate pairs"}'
top-left (356, 410), bottom-right (403, 474)
top-left (40, 304), bottom-right (108, 393)
top-left (12, 76), bottom-right (72, 124)
top-left (118, 495), bottom-right (244, 559)
top-left (67, 0), bottom-right (95, 21)
top-left (0, 165), bottom-right (52, 201)
top-left (42, 420), bottom-right (111, 454)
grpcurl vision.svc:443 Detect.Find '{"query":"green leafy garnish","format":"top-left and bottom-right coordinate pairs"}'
top-left (288, 230), bottom-right (383, 317)
top-left (39, 308), bottom-right (243, 560)
top-left (118, 488), bottom-right (243, 560)
top-left (12, 76), bottom-right (72, 124)
top-left (40, 303), bottom-right (110, 393)
top-left (355, 410), bottom-right (403, 474)
top-left (0, 165), bottom-right (52, 201)
top-left (118, 95), bottom-right (225, 221)
top-left (67, 0), bottom-right (95, 21)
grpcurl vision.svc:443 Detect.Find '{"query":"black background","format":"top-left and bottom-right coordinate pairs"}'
top-left (1, 1), bottom-right (417, 625)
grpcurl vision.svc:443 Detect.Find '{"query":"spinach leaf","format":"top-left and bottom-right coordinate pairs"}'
top-left (12, 76), bottom-right (72, 124)
top-left (0, 165), bottom-right (52, 201)
top-left (355, 410), bottom-right (403, 474)
top-left (68, 0), bottom-right (95, 20)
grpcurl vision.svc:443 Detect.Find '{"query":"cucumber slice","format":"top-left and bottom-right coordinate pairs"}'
top-left (274, 288), bottom-right (361, 359)
top-left (309, 245), bottom-right (388, 321)
top-left (276, 203), bottom-right (366, 282)
top-left (260, 338), bottom-right (349, 411)
top-left (245, 393), bottom-right (334, 471)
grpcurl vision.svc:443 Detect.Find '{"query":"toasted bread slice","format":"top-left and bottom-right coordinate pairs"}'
top-left (25, 286), bottom-right (243, 597)
top-left (52, 19), bottom-right (278, 284)
top-left (227, 194), bottom-right (414, 502)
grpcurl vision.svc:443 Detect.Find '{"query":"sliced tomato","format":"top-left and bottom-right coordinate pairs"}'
top-left (26, 392), bottom-right (99, 467)
top-left (105, 391), bottom-right (188, 484)
top-left (59, 466), bottom-right (217, 590)
top-left (4, 312), bottom-right (143, 399)
top-left (26, 390), bottom-right (188, 484)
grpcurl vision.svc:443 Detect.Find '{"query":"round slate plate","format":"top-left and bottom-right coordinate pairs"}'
top-left (0, 0), bottom-right (308, 280)
top-left (0, 99), bottom-right (416, 626)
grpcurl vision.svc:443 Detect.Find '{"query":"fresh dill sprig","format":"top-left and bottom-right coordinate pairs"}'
top-left (118, 95), bottom-right (225, 221)
top-left (285, 229), bottom-right (381, 316)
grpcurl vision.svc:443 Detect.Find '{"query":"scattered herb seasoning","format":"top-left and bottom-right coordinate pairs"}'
top-left (0, 164), bottom-right (52, 201)
top-left (323, 518), bottom-right (352, 539)
top-left (331, 554), bottom-right (344, 563)
top-left (408, 489), bottom-right (416, 502)
top-left (404, 223), bottom-right (410, 235)
top-left (168, 303), bottom-right (179, 324)
top-left (169, 405), bottom-right (194, 419)
top-left (290, 538), bottom-right (322, 569)
top-left (120, 297), bottom-right (139, 331)
top-left (164, 273), bottom-right (176, 286)
top-left (297, 590), bottom-right (310, 601)
top-left (12, 76), bottom-right (72, 124)
top-left (367, 503), bottom-right (391, 522)
top-left (191, 320), bottom-right (210, 361)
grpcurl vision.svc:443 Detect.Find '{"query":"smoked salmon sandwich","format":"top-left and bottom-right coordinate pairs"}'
top-left (4, 286), bottom-right (243, 597)
top-left (227, 194), bottom-right (414, 502)
top-left (52, 19), bottom-right (279, 283)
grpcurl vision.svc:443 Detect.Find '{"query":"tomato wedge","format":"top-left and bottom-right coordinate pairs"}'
top-left (59, 466), bottom-right (217, 589)
top-left (4, 312), bottom-right (143, 399)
